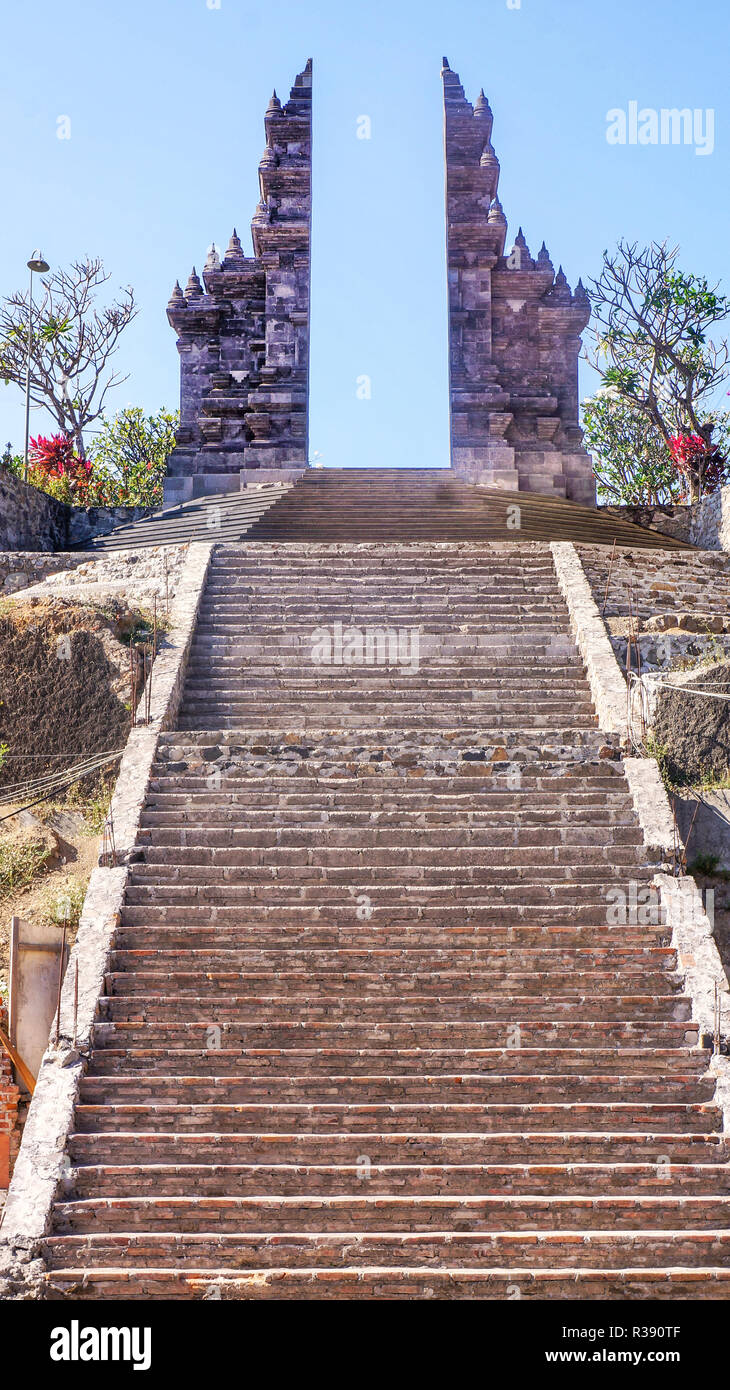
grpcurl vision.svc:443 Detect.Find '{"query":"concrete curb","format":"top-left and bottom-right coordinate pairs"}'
top-left (553, 541), bottom-right (730, 1134)
top-left (550, 541), bottom-right (628, 738)
top-left (0, 541), bottom-right (213, 1298)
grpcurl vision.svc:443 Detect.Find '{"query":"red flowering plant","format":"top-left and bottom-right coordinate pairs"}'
top-left (668, 433), bottom-right (728, 500)
top-left (28, 433), bottom-right (93, 504)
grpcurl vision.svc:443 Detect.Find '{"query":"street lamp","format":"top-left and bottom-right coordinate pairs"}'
top-left (23, 250), bottom-right (50, 482)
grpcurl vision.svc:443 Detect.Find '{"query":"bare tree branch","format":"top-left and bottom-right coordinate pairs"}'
top-left (0, 257), bottom-right (137, 456)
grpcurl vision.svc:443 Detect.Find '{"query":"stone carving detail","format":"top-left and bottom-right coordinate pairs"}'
top-left (442, 59), bottom-right (596, 505)
top-left (166, 62), bottom-right (312, 498)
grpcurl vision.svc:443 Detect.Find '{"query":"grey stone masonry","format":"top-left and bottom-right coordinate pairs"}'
top-left (0, 541), bottom-right (213, 1298)
top-left (165, 62), bottom-right (312, 504)
top-left (442, 60), bottom-right (595, 507)
top-left (0, 471), bottom-right (68, 551)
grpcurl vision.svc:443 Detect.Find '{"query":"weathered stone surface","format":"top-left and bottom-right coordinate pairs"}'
top-left (551, 541), bottom-right (627, 736)
top-left (0, 472), bottom-right (68, 551)
top-left (165, 63), bottom-right (312, 502)
top-left (442, 61), bottom-right (595, 505)
top-left (0, 542), bottom-right (213, 1299)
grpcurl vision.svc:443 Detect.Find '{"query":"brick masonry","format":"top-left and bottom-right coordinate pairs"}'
top-left (442, 61), bottom-right (595, 506)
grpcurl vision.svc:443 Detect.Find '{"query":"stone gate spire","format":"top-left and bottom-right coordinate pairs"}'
top-left (165, 60), bottom-right (313, 504)
top-left (443, 61), bottom-right (595, 505)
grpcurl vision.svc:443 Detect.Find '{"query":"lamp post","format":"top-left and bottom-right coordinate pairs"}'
top-left (23, 251), bottom-right (50, 482)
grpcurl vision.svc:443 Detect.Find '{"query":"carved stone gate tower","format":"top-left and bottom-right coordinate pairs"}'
top-left (164, 58), bottom-right (596, 507)
top-left (442, 59), bottom-right (595, 504)
top-left (165, 60), bottom-right (312, 504)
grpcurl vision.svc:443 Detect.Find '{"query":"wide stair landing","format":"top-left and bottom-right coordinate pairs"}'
top-left (74, 470), bottom-right (689, 551)
top-left (245, 470), bottom-right (688, 548)
top-left (42, 543), bottom-right (728, 1300)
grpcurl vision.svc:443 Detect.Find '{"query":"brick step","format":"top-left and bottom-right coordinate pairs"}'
top-left (127, 854), bottom-right (648, 879)
top-left (119, 893), bottom-right (653, 917)
top-left (71, 1102), bottom-right (720, 1135)
top-left (77, 1075), bottom-right (711, 1107)
top-left (97, 992), bottom-right (691, 1024)
top-left (122, 877), bottom-right (646, 903)
top-left (41, 1266), bottom-right (730, 1301)
top-left (90, 1019), bottom-right (699, 1050)
top-left (106, 947), bottom-right (677, 974)
top-left (64, 1160), bottom-right (730, 1200)
top-left (138, 803), bottom-right (641, 828)
top-left (134, 811), bottom-right (636, 834)
top-left (112, 925), bottom-right (671, 951)
top-left (41, 1229), bottom-right (730, 1272)
top-left (130, 848), bottom-right (647, 873)
top-left (50, 1192), bottom-right (730, 1238)
top-left (85, 1048), bottom-right (703, 1080)
top-left (103, 970), bottom-right (680, 1000)
top-left (66, 1129), bottom-right (725, 1168)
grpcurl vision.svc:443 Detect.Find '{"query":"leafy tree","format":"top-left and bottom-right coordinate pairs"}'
top-left (89, 406), bottom-right (179, 506)
top-left (582, 390), bottom-right (685, 504)
top-left (586, 241), bottom-right (730, 499)
top-left (0, 258), bottom-right (136, 458)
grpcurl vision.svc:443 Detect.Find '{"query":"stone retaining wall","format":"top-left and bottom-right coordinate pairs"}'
top-left (0, 473), bottom-right (68, 551)
top-left (576, 544), bottom-right (730, 621)
top-left (0, 542), bottom-right (213, 1298)
top-left (552, 541), bottom-right (730, 1127)
top-left (601, 486), bottom-right (730, 554)
top-left (0, 468), bottom-right (154, 553)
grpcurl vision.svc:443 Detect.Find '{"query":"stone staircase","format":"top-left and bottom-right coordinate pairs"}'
top-left (42, 540), bottom-right (730, 1300)
top-left (245, 469), bottom-right (689, 548)
top-left (74, 468), bottom-right (689, 552)
top-left (73, 483), bottom-right (292, 552)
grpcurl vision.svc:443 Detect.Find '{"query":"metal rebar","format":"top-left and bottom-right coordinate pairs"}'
top-left (601, 539), bottom-right (618, 617)
top-left (54, 921), bottom-right (68, 1047)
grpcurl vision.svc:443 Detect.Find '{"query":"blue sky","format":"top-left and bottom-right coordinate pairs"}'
top-left (0, 0), bottom-right (728, 469)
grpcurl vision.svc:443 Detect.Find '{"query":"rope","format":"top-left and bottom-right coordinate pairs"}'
top-left (0, 750), bottom-right (123, 821)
